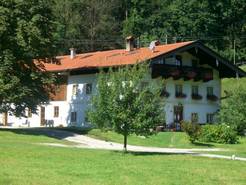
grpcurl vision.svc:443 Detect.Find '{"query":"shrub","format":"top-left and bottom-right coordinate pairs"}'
top-left (181, 121), bottom-right (201, 143)
top-left (218, 87), bottom-right (246, 135)
top-left (199, 124), bottom-right (238, 144)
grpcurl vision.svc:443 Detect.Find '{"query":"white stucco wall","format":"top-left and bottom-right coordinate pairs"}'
top-left (0, 51), bottom-right (222, 127)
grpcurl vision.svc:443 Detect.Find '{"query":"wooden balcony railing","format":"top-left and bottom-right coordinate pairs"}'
top-left (152, 64), bottom-right (213, 81)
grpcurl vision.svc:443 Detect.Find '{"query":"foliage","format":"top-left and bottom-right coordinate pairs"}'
top-left (0, 0), bottom-right (56, 116)
top-left (219, 86), bottom-right (246, 135)
top-left (50, 0), bottom-right (246, 63)
top-left (181, 121), bottom-right (201, 143)
top-left (88, 63), bottom-right (165, 151)
top-left (199, 124), bottom-right (238, 144)
top-left (52, 0), bottom-right (123, 54)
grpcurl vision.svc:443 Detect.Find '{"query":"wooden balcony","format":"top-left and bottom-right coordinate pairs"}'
top-left (152, 64), bottom-right (213, 81)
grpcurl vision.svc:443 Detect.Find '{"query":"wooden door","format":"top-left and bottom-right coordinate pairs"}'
top-left (174, 105), bottom-right (183, 123)
top-left (40, 107), bottom-right (45, 126)
top-left (2, 112), bottom-right (8, 126)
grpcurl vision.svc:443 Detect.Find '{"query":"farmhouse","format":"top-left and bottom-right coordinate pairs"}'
top-left (1, 39), bottom-right (245, 128)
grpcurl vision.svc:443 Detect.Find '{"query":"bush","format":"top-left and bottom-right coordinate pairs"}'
top-left (199, 124), bottom-right (238, 144)
top-left (181, 121), bottom-right (201, 143)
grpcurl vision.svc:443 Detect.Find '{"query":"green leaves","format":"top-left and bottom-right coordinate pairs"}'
top-left (0, 0), bottom-right (56, 116)
top-left (219, 86), bottom-right (246, 135)
top-left (88, 63), bottom-right (165, 150)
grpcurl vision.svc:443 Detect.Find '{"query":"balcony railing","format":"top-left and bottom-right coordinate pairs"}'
top-left (152, 64), bottom-right (213, 81)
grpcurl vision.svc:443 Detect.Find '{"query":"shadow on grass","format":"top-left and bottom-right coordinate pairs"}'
top-left (113, 150), bottom-right (192, 156)
top-left (0, 127), bottom-right (91, 140)
top-left (192, 142), bottom-right (214, 147)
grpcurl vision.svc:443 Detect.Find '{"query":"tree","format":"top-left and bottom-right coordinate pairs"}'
top-left (52, 0), bottom-right (123, 53)
top-left (0, 0), bottom-right (56, 116)
top-left (218, 86), bottom-right (246, 135)
top-left (88, 63), bottom-right (165, 151)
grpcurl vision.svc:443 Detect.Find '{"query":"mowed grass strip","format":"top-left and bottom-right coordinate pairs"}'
top-left (0, 130), bottom-right (245, 185)
top-left (87, 129), bottom-right (246, 158)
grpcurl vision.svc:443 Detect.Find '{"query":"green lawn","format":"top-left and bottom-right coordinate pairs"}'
top-left (87, 129), bottom-right (246, 158)
top-left (0, 129), bottom-right (245, 185)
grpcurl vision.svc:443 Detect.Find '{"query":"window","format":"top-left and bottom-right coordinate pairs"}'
top-left (175, 55), bottom-right (182, 66)
top-left (27, 109), bottom-right (32, 118)
top-left (191, 113), bottom-right (199, 123)
top-left (192, 60), bottom-right (198, 67)
top-left (84, 115), bottom-right (89, 123)
top-left (72, 84), bottom-right (78, 96)
top-left (71, 112), bottom-right (77, 122)
top-left (207, 87), bottom-right (213, 96)
top-left (192, 86), bottom-right (199, 95)
top-left (207, 113), bottom-right (214, 123)
top-left (85, 83), bottom-right (92, 95)
top-left (175, 84), bottom-right (183, 95)
top-left (54, 106), bottom-right (59, 118)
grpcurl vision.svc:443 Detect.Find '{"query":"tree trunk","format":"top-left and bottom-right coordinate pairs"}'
top-left (123, 132), bottom-right (127, 152)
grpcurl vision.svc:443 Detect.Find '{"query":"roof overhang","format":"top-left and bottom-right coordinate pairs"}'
top-left (152, 41), bottom-right (246, 78)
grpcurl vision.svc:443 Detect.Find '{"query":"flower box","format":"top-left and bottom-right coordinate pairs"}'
top-left (192, 94), bottom-right (202, 100)
top-left (207, 94), bottom-right (218, 101)
top-left (175, 93), bottom-right (186, 98)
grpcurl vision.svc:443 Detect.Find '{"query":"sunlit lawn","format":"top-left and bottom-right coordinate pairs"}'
top-left (0, 129), bottom-right (245, 185)
top-left (87, 129), bottom-right (246, 158)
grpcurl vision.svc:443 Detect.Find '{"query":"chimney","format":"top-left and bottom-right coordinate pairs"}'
top-left (149, 40), bottom-right (160, 52)
top-left (69, 48), bottom-right (76, 59)
top-left (125, 36), bottom-right (134, 52)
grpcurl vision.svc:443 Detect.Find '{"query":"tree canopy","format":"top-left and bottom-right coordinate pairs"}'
top-left (0, 0), bottom-right (56, 116)
top-left (88, 64), bottom-right (165, 151)
top-left (52, 0), bottom-right (246, 63)
top-left (219, 86), bottom-right (246, 135)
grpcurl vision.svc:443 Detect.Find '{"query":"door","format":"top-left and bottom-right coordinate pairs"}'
top-left (2, 112), bottom-right (8, 126)
top-left (40, 107), bottom-right (45, 126)
top-left (174, 104), bottom-right (183, 129)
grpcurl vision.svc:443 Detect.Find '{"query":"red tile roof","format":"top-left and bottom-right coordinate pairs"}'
top-left (42, 41), bottom-right (194, 72)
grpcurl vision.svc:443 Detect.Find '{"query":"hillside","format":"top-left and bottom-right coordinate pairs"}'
top-left (221, 65), bottom-right (246, 96)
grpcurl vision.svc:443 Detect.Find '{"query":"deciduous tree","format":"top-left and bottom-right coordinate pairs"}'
top-left (88, 64), bottom-right (165, 151)
top-left (0, 0), bottom-right (56, 116)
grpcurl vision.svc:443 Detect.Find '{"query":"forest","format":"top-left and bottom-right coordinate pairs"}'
top-left (52, 0), bottom-right (246, 64)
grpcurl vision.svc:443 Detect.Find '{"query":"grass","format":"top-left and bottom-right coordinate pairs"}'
top-left (0, 129), bottom-right (245, 185)
top-left (87, 129), bottom-right (246, 158)
top-left (221, 65), bottom-right (246, 96)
